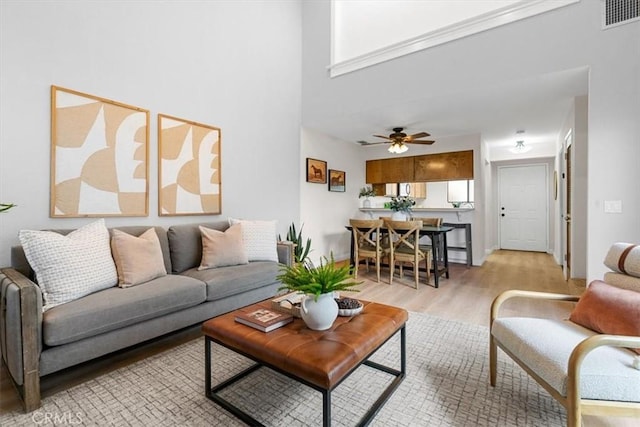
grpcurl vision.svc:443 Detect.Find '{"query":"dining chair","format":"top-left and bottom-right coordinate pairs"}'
top-left (349, 219), bottom-right (385, 283)
top-left (384, 219), bottom-right (431, 289)
top-left (421, 217), bottom-right (443, 227)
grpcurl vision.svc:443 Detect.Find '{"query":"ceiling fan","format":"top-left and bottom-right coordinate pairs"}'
top-left (360, 127), bottom-right (435, 153)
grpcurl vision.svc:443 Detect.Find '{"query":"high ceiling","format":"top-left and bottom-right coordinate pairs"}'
top-left (314, 66), bottom-right (589, 158)
top-left (317, 1), bottom-right (588, 158)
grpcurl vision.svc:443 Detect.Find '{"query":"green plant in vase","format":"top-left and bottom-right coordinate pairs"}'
top-left (359, 186), bottom-right (376, 208)
top-left (277, 254), bottom-right (362, 330)
top-left (279, 222), bottom-right (312, 264)
top-left (389, 196), bottom-right (415, 220)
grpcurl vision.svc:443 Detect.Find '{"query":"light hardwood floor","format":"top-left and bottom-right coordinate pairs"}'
top-left (1, 250), bottom-right (635, 426)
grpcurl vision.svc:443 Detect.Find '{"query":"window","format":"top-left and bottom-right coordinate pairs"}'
top-left (447, 180), bottom-right (474, 206)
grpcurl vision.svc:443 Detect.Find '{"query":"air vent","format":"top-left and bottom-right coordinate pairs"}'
top-left (603, 0), bottom-right (640, 28)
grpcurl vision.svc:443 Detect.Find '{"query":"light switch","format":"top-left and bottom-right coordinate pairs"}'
top-left (604, 200), bottom-right (622, 213)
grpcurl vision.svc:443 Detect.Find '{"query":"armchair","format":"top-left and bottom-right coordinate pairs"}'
top-left (490, 244), bottom-right (640, 427)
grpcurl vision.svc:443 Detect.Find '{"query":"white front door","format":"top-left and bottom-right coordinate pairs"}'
top-left (499, 164), bottom-right (548, 252)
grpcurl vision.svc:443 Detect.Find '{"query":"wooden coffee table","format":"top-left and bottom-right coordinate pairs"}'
top-left (202, 299), bottom-right (408, 426)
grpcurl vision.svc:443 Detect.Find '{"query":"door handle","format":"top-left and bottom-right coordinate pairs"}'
top-left (501, 213), bottom-right (505, 217)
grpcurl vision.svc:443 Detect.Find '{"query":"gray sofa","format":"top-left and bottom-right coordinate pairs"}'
top-left (0, 221), bottom-right (293, 412)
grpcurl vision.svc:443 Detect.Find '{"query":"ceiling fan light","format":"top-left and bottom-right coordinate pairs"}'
top-left (388, 142), bottom-right (408, 154)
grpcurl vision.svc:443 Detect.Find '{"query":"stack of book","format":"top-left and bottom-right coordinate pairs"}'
top-left (234, 308), bottom-right (293, 332)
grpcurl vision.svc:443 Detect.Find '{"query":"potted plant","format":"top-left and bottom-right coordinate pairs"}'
top-left (358, 186), bottom-right (376, 208)
top-left (278, 222), bottom-right (312, 264)
top-left (0, 203), bottom-right (17, 213)
top-left (389, 195), bottom-right (415, 220)
top-left (277, 254), bottom-right (362, 330)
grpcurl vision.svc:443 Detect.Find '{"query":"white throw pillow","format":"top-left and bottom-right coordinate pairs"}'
top-left (228, 218), bottom-right (278, 262)
top-left (19, 219), bottom-right (118, 311)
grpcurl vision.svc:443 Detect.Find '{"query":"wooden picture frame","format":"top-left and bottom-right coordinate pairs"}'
top-left (158, 114), bottom-right (221, 216)
top-left (50, 85), bottom-right (149, 217)
top-left (328, 169), bottom-right (346, 192)
top-left (306, 158), bottom-right (327, 183)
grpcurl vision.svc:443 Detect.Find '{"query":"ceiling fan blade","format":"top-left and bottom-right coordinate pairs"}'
top-left (373, 134), bottom-right (393, 141)
top-left (406, 140), bottom-right (435, 145)
top-left (359, 141), bottom-right (387, 146)
top-left (408, 132), bottom-right (430, 139)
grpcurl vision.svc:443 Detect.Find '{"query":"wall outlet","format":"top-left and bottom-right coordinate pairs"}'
top-left (604, 200), bottom-right (622, 213)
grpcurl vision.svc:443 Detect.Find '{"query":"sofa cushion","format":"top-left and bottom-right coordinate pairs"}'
top-left (228, 218), bottom-right (278, 262)
top-left (19, 219), bottom-right (118, 311)
top-left (181, 261), bottom-right (279, 301)
top-left (604, 243), bottom-right (640, 278)
top-left (604, 271), bottom-right (640, 292)
top-left (109, 226), bottom-right (172, 274)
top-left (168, 221), bottom-right (229, 273)
top-left (111, 228), bottom-right (167, 287)
top-left (199, 224), bottom-right (248, 269)
top-left (492, 317), bottom-right (640, 402)
top-left (42, 274), bottom-right (206, 346)
top-left (569, 280), bottom-right (640, 354)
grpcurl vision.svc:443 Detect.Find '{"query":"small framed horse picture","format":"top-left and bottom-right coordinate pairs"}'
top-left (306, 158), bottom-right (327, 183)
top-left (328, 169), bottom-right (346, 192)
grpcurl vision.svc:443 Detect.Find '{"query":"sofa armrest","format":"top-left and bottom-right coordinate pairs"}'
top-left (277, 241), bottom-right (295, 267)
top-left (490, 289), bottom-right (579, 325)
top-left (0, 267), bottom-right (42, 411)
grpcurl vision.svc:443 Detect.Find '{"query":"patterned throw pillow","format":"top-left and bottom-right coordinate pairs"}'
top-left (111, 228), bottom-right (167, 287)
top-left (19, 219), bottom-right (117, 311)
top-left (199, 224), bottom-right (249, 269)
top-left (228, 218), bottom-right (278, 262)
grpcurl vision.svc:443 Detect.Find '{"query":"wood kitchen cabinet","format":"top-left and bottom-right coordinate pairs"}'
top-left (365, 157), bottom-right (414, 183)
top-left (414, 150), bottom-right (473, 181)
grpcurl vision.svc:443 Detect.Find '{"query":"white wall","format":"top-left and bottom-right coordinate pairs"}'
top-left (0, 1), bottom-right (302, 267)
top-left (302, 0), bottom-right (640, 281)
top-left (300, 127), bottom-right (362, 265)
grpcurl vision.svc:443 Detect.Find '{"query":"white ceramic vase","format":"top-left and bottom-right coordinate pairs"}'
top-left (363, 198), bottom-right (371, 208)
top-left (300, 293), bottom-right (339, 331)
top-left (391, 210), bottom-right (407, 221)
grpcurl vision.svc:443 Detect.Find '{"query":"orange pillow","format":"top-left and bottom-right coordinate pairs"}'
top-left (570, 280), bottom-right (640, 354)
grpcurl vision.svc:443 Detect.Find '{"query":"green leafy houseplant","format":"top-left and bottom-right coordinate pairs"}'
top-left (0, 203), bottom-right (17, 213)
top-left (277, 254), bottom-right (362, 301)
top-left (278, 222), bottom-right (312, 264)
top-left (358, 186), bottom-right (376, 199)
top-left (389, 196), bottom-right (415, 213)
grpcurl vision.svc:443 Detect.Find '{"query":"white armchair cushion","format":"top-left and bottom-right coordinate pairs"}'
top-left (492, 317), bottom-right (640, 402)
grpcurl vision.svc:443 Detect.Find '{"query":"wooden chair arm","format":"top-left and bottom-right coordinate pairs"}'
top-left (567, 334), bottom-right (640, 419)
top-left (490, 290), bottom-right (580, 324)
top-left (0, 267), bottom-right (42, 411)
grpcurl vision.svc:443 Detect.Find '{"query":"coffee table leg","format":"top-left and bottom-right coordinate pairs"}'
top-left (323, 390), bottom-right (331, 427)
top-left (205, 337), bottom-right (212, 398)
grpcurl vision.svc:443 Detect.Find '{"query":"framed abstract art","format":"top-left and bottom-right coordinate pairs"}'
top-left (50, 86), bottom-right (150, 217)
top-left (158, 114), bottom-right (221, 216)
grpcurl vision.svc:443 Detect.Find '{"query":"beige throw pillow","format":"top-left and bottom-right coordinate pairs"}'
top-left (199, 224), bottom-right (249, 270)
top-left (111, 228), bottom-right (167, 287)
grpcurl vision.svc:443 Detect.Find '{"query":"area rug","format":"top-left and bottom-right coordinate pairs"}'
top-left (2, 312), bottom-right (565, 426)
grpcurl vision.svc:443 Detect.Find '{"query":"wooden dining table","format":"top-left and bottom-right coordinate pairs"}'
top-left (346, 224), bottom-right (454, 288)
